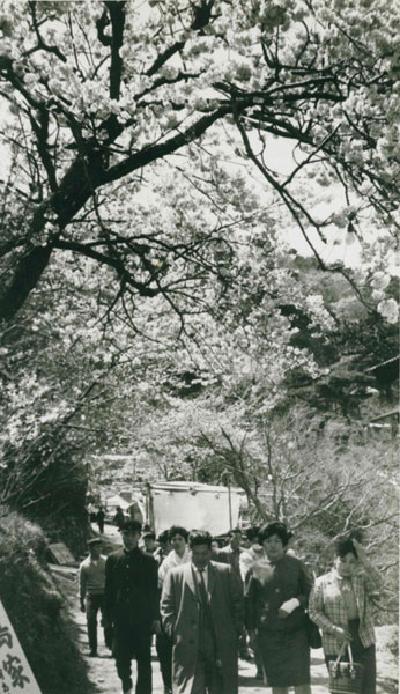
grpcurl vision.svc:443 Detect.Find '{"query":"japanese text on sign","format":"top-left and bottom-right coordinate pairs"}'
top-left (0, 601), bottom-right (41, 693)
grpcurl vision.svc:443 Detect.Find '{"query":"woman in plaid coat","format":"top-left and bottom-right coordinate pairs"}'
top-left (309, 536), bottom-right (382, 694)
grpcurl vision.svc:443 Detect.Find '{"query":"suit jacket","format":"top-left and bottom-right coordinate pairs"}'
top-left (104, 547), bottom-right (158, 635)
top-left (161, 560), bottom-right (244, 694)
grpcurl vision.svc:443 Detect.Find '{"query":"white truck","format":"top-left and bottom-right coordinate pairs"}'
top-left (129, 480), bottom-right (247, 535)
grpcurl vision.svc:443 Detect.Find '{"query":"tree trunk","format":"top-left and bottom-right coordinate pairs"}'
top-left (0, 156), bottom-right (102, 321)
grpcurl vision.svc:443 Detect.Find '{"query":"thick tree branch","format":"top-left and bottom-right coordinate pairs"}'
top-left (102, 104), bottom-right (233, 183)
top-left (0, 243), bottom-right (52, 320)
top-left (147, 42), bottom-right (185, 78)
top-left (53, 239), bottom-right (160, 296)
top-left (105, 1), bottom-right (126, 100)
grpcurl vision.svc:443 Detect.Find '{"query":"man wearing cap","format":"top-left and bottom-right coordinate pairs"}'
top-left (154, 530), bottom-right (171, 567)
top-left (79, 538), bottom-right (107, 657)
top-left (143, 530), bottom-right (157, 556)
top-left (104, 520), bottom-right (160, 694)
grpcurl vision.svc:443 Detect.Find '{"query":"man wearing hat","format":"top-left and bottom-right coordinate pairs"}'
top-left (154, 530), bottom-right (171, 567)
top-left (79, 538), bottom-right (107, 657)
top-left (142, 530), bottom-right (157, 556)
top-left (104, 520), bottom-right (160, 694)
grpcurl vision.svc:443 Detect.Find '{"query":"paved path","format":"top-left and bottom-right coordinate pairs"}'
top-left (75, 613), bottom-right (397, 694)
top-left (75, 607), bottom-right (329, 694)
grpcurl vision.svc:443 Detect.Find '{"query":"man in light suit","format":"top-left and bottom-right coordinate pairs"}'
top-left (161, 530), bottom-right (244, 694)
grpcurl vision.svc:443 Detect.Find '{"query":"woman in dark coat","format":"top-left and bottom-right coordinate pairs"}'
top-left (245, 522), bottom-right (312, 694)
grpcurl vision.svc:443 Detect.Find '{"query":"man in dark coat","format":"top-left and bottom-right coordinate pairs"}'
top-left (161, 530), bottom-right (244, 694)
top-left (113, 506), bottom-right (126, 530)
top-left (96, 507), bottom-right (105, 534)
top-left (104, 520), bottom-right (160, 694)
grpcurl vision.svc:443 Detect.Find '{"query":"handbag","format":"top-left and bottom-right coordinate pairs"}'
top-left (305, 613), bottom-right (322, 649)
top-left (328, 643), bottom-right (364, 694)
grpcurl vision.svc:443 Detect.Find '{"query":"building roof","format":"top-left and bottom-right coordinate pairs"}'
top-left (149, 480), bottom-right (246, 495)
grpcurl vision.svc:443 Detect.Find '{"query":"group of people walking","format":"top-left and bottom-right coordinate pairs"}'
top-left (79, 519), bottom-right (382, 694)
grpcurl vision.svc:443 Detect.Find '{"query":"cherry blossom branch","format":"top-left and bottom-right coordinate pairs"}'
top-left (25, 1), bottom-right (67, 63)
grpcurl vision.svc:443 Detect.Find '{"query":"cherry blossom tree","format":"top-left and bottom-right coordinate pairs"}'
top-left (0, 0), bottom-right (398, 325)
top-left (0, 0), bottom-right (398, 559)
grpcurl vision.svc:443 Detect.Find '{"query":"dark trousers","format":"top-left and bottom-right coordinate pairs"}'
top-left (114, 628), bottom-right (152, 694)
top-left (249, 630), bottom-right (264, 675)
top-left (192, 619), bottom-right (220, 694)
top-left (86, 594), bottom-right (106, 653)
top-left (155, 631), bottom-right (172, 689)
top-left (192, 652), bottom-right (220, 694)
top-left (326, 619), bottom-right (377, 694)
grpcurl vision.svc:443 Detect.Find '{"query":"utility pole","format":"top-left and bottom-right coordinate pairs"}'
top-left (222, 468), bottom-right (232, 531)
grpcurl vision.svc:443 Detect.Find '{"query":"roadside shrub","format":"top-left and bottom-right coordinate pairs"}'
top-left (0, 509), bottom-right (93, 694)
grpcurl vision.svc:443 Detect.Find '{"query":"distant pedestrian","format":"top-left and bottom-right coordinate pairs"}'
top-left (214, 527), bottom-right (247, 657)
top-left (240, 526), bottom-right (263, 582)
top-left (113, 506), bottom-right (125, 531)
top-left (143, 530), bottom-right (157, 556)
top-left (161, 530), bottom-right (244, 694)
top-left (79, 538), bottom-right (109, 657)
top-left (240, 526), bottom-right (264, 679)
top-left (104, 520), bottom-right (160, 694)
top-left (211, 538), bottom-right (219, 552)
top-left (96, 507), bottom-right (105, 534)
top-left (157, 526), bottom-right (191, 694)
top-left (158, 525), bottom-right (191, 583)
top-left (154, 530), bottom-right (171, 567)
top-left (309, 535), bottom-right (382, 694)
top-left (213, 527), bottom-right (244, 582)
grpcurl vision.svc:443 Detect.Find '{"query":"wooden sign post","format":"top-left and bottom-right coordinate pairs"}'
top-left (0, 600), bottom-right (41, 693)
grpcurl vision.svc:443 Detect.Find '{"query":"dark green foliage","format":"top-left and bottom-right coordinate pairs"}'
top-left (0, 511), bottom-right (93, 694)
top-left (1, 433), bottom-right (89, 557)
top-left (281, 292), bottom-right (398, 417)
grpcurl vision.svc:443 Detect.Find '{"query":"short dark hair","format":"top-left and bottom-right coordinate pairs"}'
top-left (169, 525), bottom-right (189, 541)
top-left (259, 521), bottom-right (292, 547)
top-left (334, 536), bottom-right (357, 559)
top-left (189, 530), bottom-right (212, 549)
top-left (157, 530), bottom-right (170, 544)
top-left (121, 520), bottom-right (142, 533)
top-left (143, 531), bottom-right (156, 541)
top-left (245, 526), bottom-right (260, 542)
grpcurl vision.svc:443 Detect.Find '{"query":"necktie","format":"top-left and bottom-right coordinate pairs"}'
top-left (198, 568), bottom-right (208, 610)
